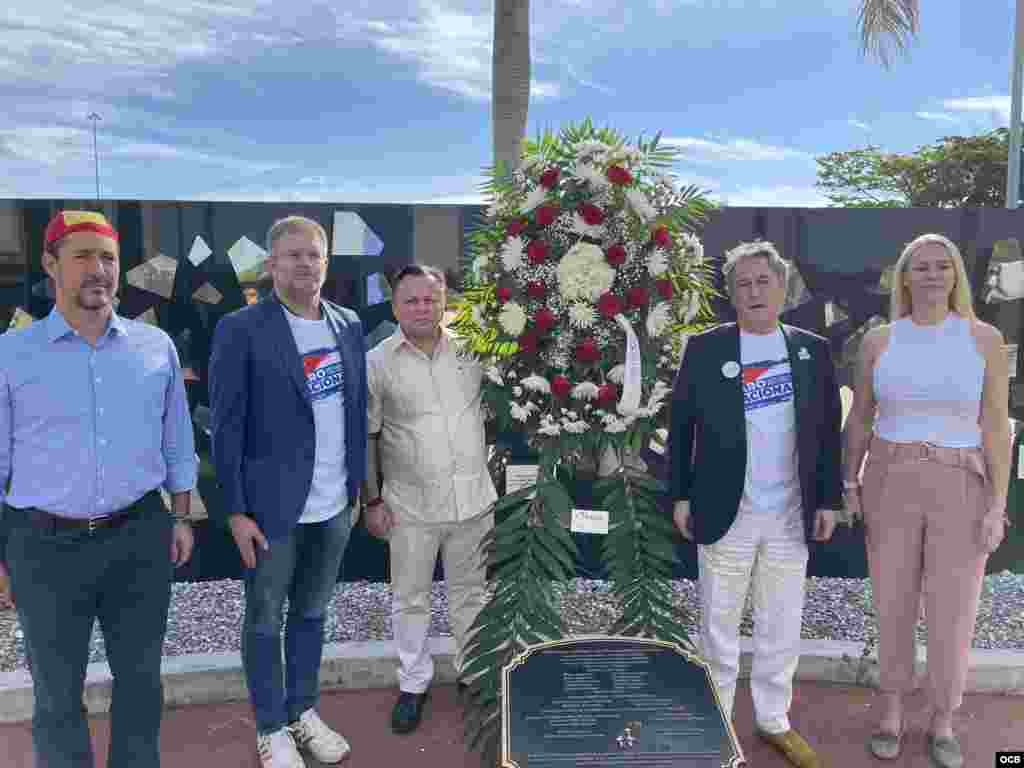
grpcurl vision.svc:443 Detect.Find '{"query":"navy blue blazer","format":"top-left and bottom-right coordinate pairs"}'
top-left (208, 296), bottom-right (368, 541)
top-left (667, 323), bottom-right (844, 546)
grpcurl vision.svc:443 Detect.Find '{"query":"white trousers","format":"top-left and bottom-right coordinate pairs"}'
top-left (697, 507), bottom-right (808, 734)
top-left (390, 512), bottom-right (492, 694)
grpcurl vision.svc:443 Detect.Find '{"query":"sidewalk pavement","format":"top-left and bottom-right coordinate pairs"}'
top-left (1, 681), bottom-right (1021, 768)
top-left (1, 637), bottom-right (1022, 766)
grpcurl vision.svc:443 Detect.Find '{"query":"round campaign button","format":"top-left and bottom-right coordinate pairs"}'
top-left (722, 361), bottom-right (740, 379)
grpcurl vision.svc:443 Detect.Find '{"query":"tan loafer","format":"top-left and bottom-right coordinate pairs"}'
top-left (758, 728), bottom-right (823, 768)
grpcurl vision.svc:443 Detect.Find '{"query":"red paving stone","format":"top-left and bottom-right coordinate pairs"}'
top-left (1, 680), bottom-right (1021, 767)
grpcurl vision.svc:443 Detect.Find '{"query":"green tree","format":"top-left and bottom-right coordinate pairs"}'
top-left (816, 129), bottom-right (1010, 207)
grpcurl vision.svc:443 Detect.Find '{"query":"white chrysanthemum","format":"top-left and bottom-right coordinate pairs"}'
top-left (522, 373), bottom-right (551, 394)
top-left (562, 419), bottom-right (590, 434)
top-left (538, 422), bottom-right (562, 437)
top-left (474, 251), bottom-right (491, 271)
top-left (571, 381), bottom-right (600, 401)
top-left (518, 154), bottom-right (543, 174)
top-left (647, 249), bottom-right (669, 276)
top-left (568, 302), bottom-right (597, 330)
top-left (557, 242), bottom-right (615, 301)
top-left (501, 236), bottom-right (525, 271)
top-left (625, 187), bottom-right (657, 222)
top-left (646, 302), bottom-right (673, 338)
top-left (571, 213), bottom-right (605, 238)
top-left (601, 412), bottom-right (619, 425)
top-left (520, 185), bottom-right (548, 214)
top-left (486, 202), bottom-right (499, 218)
top-left (682, 232), bottom-right (704, 264)
top-left (484, 365), bottom-right (504, 386)
top-left (499, 302), bottom-right (528, 336)
top-left (604, 417), bottom-right (629, 434)
top-left (512, 385), bottom-right (523, 397)
top-left (607, 364), bottom-right (625, 384)
top-left (471, 305), bottom-right (485, 327)
top-left (576, 140), bottom-right (610, 158)
top-left (570, 161), bottom-right (609, 189)
top-left (510, 401), bottom-right (538, 422)
top-left (684, 290), bottom-right (701, 323)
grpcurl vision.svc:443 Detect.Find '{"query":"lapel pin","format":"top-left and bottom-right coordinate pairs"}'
top-left (722, 361), bottom-right (740, 379)
top-left (798, 347), bottom-right (810, 360)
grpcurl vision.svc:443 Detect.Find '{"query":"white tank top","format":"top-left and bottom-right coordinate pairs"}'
top-left (873, 313), bottom-right (984, 447)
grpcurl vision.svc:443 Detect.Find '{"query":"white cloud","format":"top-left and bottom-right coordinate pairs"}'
top-left (714, 185), bottom-right (829, 208)
top-left (848, 119), bottom-right (871, 131)
top-left (565, 61), bottom-right (614, 95)
top-left (662, 136), bottom-right (814, 164)
top-left (0, 126), bottom-right (88, 166)
top-left (915, 111), bottom-right (959, 123)
top-left (942, 95), bottom-right (1010, 123)
top-left (110, 142), bottom-right (282, 175)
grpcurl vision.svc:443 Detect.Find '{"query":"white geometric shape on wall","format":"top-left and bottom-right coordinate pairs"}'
top-left (126, 253), bottom-right (178, 300)
top-left (187, 235), bottom-right (212, 267)
top-left (8, 307), bottom-right (34, 329)
top-left (192, 282), bottom-right (223, 304)
top-left (136, 307), bottom-right (159, 326)
top-left (227, 236), bottom-right (268, 282)
top-left (332, 211), bottom-right (383, 257)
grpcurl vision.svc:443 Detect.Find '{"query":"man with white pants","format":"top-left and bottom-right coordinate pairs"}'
top-left (668, 241), bottom-right (845, 768)
top-left (363, 265), bottom-right (496, 734)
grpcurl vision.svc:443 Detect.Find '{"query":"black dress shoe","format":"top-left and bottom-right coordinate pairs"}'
top-left (391, 691), bottom-right (429, 734)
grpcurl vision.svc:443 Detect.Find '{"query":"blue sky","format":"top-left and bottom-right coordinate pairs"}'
top-left (0, 1), bottom-right (1018, 205)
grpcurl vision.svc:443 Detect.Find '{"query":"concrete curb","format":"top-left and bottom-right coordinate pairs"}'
top-left (1, 637), bottom-right (1021, 723)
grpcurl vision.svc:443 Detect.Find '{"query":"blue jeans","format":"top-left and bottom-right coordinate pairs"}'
top-left (4, 493), bottom-right (174, 768)
top-left (241, 510), bottom-right (352, 734)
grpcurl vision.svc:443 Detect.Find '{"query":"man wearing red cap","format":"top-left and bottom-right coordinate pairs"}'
top-left (0, 211), bottom-right (197, 768)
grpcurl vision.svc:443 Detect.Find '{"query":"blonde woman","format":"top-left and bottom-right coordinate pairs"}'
top-left (844, 234), bottom-right (1011, 768)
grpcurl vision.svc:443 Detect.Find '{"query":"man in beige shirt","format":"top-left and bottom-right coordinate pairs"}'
top-left (363, 265), bottom-right (496, 735)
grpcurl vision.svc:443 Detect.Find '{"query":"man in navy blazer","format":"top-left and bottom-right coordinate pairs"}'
top-left (209, 216), bottom-right (367, 768)
top-left (668, 241), bottom-right (844, 768)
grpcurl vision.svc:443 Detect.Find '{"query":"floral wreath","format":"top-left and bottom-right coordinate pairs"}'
top-left (452, 120), bottom-right (717, 458)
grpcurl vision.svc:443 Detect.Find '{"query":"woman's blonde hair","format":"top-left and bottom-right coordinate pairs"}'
top-left (890, 233), bottom-right (975, 320)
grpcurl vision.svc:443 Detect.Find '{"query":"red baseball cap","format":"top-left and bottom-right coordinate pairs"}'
top-left (44, 211), bottom-right (119, 248)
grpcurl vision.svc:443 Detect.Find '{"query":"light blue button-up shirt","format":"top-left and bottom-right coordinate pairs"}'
top-left (0, 308), bottom-right (197, 518)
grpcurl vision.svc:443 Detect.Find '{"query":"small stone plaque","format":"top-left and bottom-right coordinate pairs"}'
top-left (502, 636), bottom-right (744, 767)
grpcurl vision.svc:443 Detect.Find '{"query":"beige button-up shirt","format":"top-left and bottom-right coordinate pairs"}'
top-left (367, 326), bottom-right (497, 524)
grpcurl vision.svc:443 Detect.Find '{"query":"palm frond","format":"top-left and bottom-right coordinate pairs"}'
top-left (858, 0), bottom-right (919, 68)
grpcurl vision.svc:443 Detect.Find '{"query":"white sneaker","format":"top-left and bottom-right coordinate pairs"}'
top-left (257, 727), bottom-right (306, 768)
top-left (290, 708), bottom-right (351, 764)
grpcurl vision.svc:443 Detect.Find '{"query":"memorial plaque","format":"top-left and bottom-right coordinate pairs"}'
top-left (502, 636), bottom-right (744, 768)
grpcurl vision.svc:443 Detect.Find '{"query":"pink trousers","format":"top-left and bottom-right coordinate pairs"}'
top-left (861, 436), bottom-right (989, 712)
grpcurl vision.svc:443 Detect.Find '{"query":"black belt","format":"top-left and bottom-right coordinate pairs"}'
top-left (10, 490), bottom-right (161, 535)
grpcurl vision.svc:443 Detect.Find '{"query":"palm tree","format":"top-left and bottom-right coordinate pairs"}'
top-left (492, 0), bottom-right (530, 177)
top-left (857, 0), bottom-right (919, 66)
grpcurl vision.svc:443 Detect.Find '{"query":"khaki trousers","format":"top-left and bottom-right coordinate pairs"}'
top-left (390, 511), bottom-right (492, 693)
top-left (861, 437), bottom-right (989, 713)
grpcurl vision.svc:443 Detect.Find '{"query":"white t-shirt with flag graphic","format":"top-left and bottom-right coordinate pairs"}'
top-left (738, 329), bottom-right (801, 522)
top-left (283, 308), bottom-right (348, 524)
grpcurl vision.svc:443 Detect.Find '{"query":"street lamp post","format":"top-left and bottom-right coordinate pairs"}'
top-left (87, 112), bottom-right (102, 200)
top-left (1007, 0), bottom-right (1024, 209)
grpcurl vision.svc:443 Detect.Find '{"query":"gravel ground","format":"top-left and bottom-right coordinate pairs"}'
top-left (1, 573), bottom-right (1022, 673)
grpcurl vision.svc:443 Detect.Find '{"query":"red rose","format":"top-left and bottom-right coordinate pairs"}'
top-left (605, 244), bottom-right (626, 267)
top-left (526, 280), bottom-right (546, 299)
top-left (506, 219), bottom-right (527, 237)
top-left (576, 338), bottom-right (600, 363)
top-left (551, 374), bottom-right (572, 399)
top-left (496, 286), bottom-right (512, 304)
top-left (578, 203), bottom-right (605, 226)
top-left (626, 285), bottom-right (649, 308)
top-left (653, 226), bottom-right (672, 248)
top-left (597, 292), bottom-right (624, 320)
top-left (606, 165), bottom-right (633, 186)
top-left (655, 278), bottom-right (673, 300)
top-left (535, 204), bottom-right (559, 227)
top-left (597, 382), bottom-right (619, 406)
top-left (539, 167), bottom-right (560, 188)
top-left (527, 240), bottom-right (548, 265)
top-left (534, 308), bottom-right (556, 333)
top-left (518, 331), bottom-right (539, 353)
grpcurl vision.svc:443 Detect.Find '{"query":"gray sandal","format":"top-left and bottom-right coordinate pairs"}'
top-left (868, 724), bottom-right (903, 760)
top-left (927, 733), bottom-right (963, 768)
